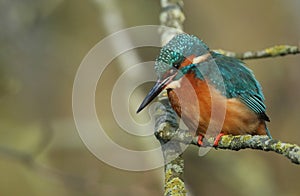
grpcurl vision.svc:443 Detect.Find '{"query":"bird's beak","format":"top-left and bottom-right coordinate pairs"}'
top-left (136, 74), bottom-right (176, 113)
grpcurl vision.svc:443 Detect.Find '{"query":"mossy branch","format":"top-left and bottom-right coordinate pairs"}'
top-left (154, 96), bottom-right (186, 196)
top-left (155, 127), bottom-right (300, 165)
top-left (206, 135), bottom-right (300, 164)
top-left (159, 0), bottom-right (186, 195)
top-left (158, 0), bottom-right (300, 195)
top-left (214, 45), bottom-right (300, 60)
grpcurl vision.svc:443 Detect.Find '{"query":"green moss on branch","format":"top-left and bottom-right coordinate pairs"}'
top-left (214, 45), bottom-right (300, 60)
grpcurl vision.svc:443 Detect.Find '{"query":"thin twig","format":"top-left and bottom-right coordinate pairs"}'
top-left (214, 45), bottom-right (300, 60)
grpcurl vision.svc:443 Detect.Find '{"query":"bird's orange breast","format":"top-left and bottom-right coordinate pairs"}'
top-left (167, 73), bottom-right (267, 136)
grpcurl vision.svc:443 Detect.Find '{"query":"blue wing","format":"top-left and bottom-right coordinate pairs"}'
top-left (202, 52), bottom-right (269, 121)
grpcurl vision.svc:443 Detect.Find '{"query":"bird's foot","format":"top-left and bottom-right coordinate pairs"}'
top-left (197, 133), bottom-right (225, 147)
top-left (213, 133), bottom-right (225, 147)
top-left (197, 134), bottom-right (205, 146)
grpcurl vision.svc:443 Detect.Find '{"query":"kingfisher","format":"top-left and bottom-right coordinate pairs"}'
top-left (137, 34), bottom-right (272, 146)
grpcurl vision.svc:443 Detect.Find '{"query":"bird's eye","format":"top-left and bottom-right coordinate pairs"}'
top-left (172, 56), bottom-right (184, 69)
top-left (173, 62), bottom-right (180, 69)
top-left (170, 52), bottom-right (184, 69)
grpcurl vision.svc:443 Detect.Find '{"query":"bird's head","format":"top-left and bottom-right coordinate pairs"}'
top-left (137, 34), bottom-right (210, 113)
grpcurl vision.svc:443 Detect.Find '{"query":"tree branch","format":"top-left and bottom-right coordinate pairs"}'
top-left (159, 0), bottom-right (186, 195)
top-left (158, 1), bottom-right (300, 195)
top-left (214, 45), bottom-right (300, 60)
top-left (155, 128), bottom-right (300, 165)
top-left (209, 135), bottom-right (300, 164)
top-left (154, 96), bottom-right (186, 196)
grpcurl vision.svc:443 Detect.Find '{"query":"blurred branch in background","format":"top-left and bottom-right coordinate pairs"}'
top-left (0, 0), bottom-right (95, 194)
top-left (0, 145), bottom-right (90, 193)
top-left (91, 0), bottom-right (164, 174)
top-left (92, 0), bottom-right (142, 69)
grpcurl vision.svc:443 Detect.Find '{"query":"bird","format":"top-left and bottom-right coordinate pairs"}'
top-left (137, 33), bottom-right (272, 146)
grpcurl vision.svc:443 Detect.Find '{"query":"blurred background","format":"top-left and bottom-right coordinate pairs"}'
top-left (0, 0), bottom-right (300, 195)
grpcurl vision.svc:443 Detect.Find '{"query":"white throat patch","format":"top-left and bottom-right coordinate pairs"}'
top-left (166, 78), bottom-right (182, 89)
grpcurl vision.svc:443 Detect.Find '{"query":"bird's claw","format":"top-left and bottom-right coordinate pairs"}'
top-left (197, 133), bottom-right (225, 147)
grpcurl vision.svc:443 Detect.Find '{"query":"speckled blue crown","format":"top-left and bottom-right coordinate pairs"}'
top-left (154, 33), bottom-right (209, 78)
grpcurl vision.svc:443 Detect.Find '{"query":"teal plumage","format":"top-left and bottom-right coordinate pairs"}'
top-left (211, 52), bottom-right (269, 121)
top-left (156, 34), bottom-right (269, 121)
top-left (137, 33), bottom-right (272, 139)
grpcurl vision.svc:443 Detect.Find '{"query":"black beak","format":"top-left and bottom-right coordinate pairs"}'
top-left (136, 75), bottom-right (175, 113)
